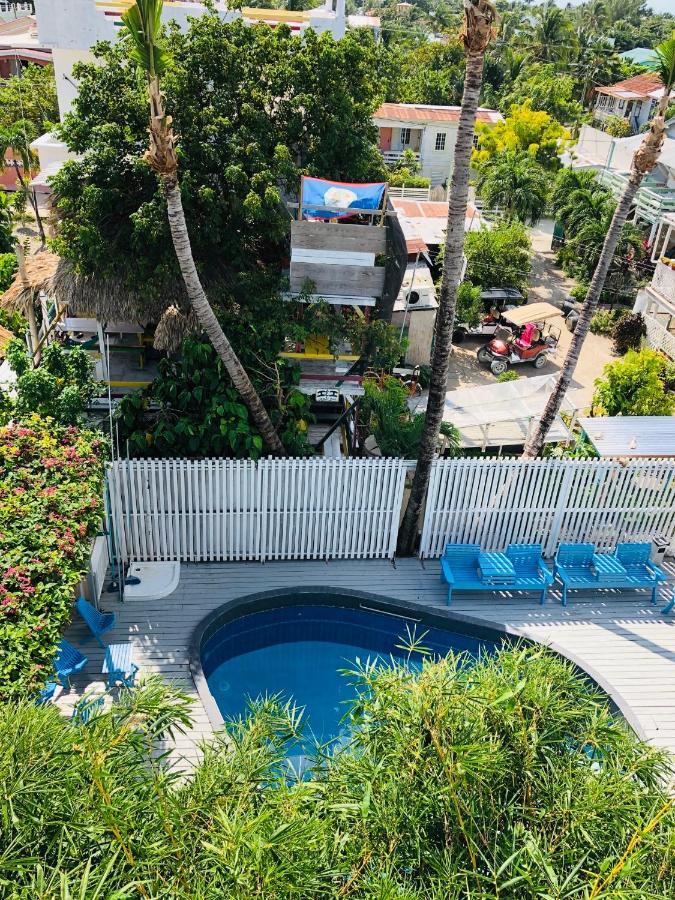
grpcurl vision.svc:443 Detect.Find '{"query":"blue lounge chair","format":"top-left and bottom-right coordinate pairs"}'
top-left (613, 543), bottom-right (668, 606)
top-left (504, 544), bottom-right (554, 606)
top-left (54, 639), bottom-right (88, 688)
top-left (440, 543), bottom-right (552, 605)
top-left (554, 544), bottom-right (597, 607)
top-left (76, 597), bottom-right (116, 648)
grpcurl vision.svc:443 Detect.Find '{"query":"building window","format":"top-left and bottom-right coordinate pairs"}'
top-left (400, 128), bottom-right (411, 146)
top-left (434, 132), bottom-right (446, 151)
top-left (617, 99), bottom-right (625, 110)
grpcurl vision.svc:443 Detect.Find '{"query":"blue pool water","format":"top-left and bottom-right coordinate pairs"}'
top-left (201, 603), bottom-right (497, 747)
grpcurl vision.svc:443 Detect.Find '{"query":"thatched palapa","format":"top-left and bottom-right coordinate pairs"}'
top-left (0, 251), bottom-right (60, 311)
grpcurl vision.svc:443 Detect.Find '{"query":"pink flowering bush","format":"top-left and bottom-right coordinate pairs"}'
top-left (0, 416), bottom-right (105, 699)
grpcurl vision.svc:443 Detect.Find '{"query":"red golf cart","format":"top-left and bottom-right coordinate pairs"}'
top-left (477, 303), bottom-right (562, 376)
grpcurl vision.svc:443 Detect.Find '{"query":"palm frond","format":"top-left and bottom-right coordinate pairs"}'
top-left (646, 31), bottom-right (675, 94)
top-left (121, 0), bottom-right (169, 77)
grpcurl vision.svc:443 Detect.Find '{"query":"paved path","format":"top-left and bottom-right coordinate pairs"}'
top-left (60, 558), bottom-right (675, 774)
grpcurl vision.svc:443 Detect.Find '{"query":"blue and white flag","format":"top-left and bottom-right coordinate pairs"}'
top-left (301, 177), bottom-right (386, 219)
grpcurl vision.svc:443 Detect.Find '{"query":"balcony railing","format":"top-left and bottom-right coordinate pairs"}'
top-left (380, 149), bottom-right (421, 166)
top-left (652, 259), bottom-right (675, 305)
top-left (598, 170), bottom-right (675, 225)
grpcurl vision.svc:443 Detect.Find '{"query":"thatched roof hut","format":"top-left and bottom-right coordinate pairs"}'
top-left (1, 252), bottom-right (195, 352)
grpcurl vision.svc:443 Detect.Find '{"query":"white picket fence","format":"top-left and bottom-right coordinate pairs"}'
top-left (420, 458), bottom-right (675, 558)
top-left (107, 457), bottom-right (407, 563)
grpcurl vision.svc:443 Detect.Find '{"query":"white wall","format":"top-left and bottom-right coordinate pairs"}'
top-left (419, 124), bottom-right (456, 186)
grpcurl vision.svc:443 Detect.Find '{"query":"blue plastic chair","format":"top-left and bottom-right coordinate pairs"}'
top-left (613, 543), bottom-right (668, 605)
top-left (76, 597), bottom-right (116, 648)
top-left (504, 544), bottom-right (554, 605)
top-left (54, 639), bottom-right (88, 688)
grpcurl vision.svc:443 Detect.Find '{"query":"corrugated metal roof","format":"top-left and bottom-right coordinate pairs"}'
top-left (579, 416), bottom-right (675, 457)
top-left (374, 103), bottom-right (502, 125)
top-left (596, 73), bottom-right (671, 101)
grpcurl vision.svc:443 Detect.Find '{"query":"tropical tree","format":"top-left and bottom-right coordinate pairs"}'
top-left (0, 120), bottom-right (45, 245)
top-left (527, 0), bottom-right (573, 63)
top-left (473, 100), bottom-right (569, 171)
top-left (523, 31), bottom-right (675, 457)
top-left (121, 0), bottom-right (285, 454)
top-left (475, 152), bottom-right (549, 223)
top-left (398, 0), bottom-right (497, 555)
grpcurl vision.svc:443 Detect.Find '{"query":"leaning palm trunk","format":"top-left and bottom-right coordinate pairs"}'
top-left (522, 90), bottom-right (672, 459)
top-left (144, 75), bottom-right (285, 455)
top-left (397, 0), bottom-right (496, 555)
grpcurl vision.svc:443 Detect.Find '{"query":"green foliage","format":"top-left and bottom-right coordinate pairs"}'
top-left (385, 39), bottom-right (465, 106)
top-left (475, 152), bottom-right (549, 225)
top-left (611, 311), bottom-right (647, 354)
top-left (0, 417), bottom-right (105, 700)
top-left (500, 63), bottom-right (584, 124)
top-left (361, 376), bottom-right (459, 458)
top-left (0, 647), bottom-right (673, 895)
top-left (603, 114), bottom-right (632, 137)
top-left (546, 432), bottom-right (599, 459)
top-left (496, 369), bottom-right (520, 382)
top-left (0, 64), bottom-right (58, 134)
top-left (0, 252), bottom-right (17, 294)
top-left (590, 308), bottom-right (621, 335)
top-left (348, 317), bottom-right (407, 371)
top-left (388, 171), bottom-right (430, 188)
top-left (455, 281), bottom-right (483, 328)
top-left (52, 20), bottom-right (385, 302)
top-left (117, 338), bottom-right (312, 458)
top-left (0, 190), bottom-right (15, 255)
top-left (464, 221), bottom-right (532, 294)
top-left (473, 100), bottom-right (570, 172)
top-left (1, 341), bottom-right (101, 426)
top-left (593, 348), bottom-right (675, 416)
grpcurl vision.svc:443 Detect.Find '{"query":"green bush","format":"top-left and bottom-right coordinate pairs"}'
top-left (455, 281), bottom-right (483, 328)
top-left (0, 251), bottom-right (17, 293)
top-left (611, 311), bottom-right (646, 355)
top-left (590, 309), bottom-right (620, 335)
top-left (361, 376), bottom-right (459, 458)
top-left (593, 348), bottom-right (674, 416)
top-left (388, 171), bottom-right (430, 188)
top-left (604, 115), bottom-right (631, 137)
top-left (496, 370), bottom-right (519, 382)
top-left (0, 417), bottom-right (105, 699)
top-left (0, 647), bottom-right (672, 895)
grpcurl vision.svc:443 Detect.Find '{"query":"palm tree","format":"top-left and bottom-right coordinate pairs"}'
top-left (0, 121), bottom-right (46, 246)
top-left (475, 152), bottom-right (549, 224)
top-left (528, 1), bottom-right (572, 63)
top-left (523, 32), bottom-right (675, 458)
top-left (121, 0), bottom-right (285, 455)
top-left (397, 0), bottom-right (496, 555)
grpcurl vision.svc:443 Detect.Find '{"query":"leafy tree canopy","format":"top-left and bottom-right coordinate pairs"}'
top-left (474, 100), bottom-right (570, 171)
top-left (593, 348), bottom-right (675, 415)
top-left (464, 221), bottom-right (532, 293)
top-left (500, 63), bottom-right (584, 125)
top-left (0, 63), bottom-right (58, 134)
top-left (1, 646), bottom-right (673, 895)
top-left (475, 152), bottom-right (550, 225)
top-left (51, 17), bottom-right (386, 303)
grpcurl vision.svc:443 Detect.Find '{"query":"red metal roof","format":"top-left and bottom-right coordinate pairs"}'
top-left (374, 103), bottom-right (502, 125)
top-left (596, 73), bottom-right (666, 99)
top-left (390, 198), bottom-right (478, 218)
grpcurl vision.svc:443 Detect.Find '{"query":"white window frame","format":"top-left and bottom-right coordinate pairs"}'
top-left (400, 127), bottom-right (411, 146)
top-left (434, 132), bottom-right (446, 151)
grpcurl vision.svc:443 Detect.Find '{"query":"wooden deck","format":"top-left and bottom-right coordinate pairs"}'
top-left (59, 558), bottom-right (675, 772)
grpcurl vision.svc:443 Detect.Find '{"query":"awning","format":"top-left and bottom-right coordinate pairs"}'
top-left (502, 303), bottom-right (563, 327)
top-left (579, 416), bottom-right (675, 458)
top-left (412, 374), bottom-right (578, 450)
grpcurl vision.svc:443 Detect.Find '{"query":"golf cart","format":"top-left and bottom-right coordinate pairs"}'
top-left (453, 288), bottom-right (525, 343)
top-left (477, 302), bottom-right (562, 376)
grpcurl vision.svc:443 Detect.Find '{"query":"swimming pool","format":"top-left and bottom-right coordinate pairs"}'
top-left (197, 592), bottom-right (500, 748)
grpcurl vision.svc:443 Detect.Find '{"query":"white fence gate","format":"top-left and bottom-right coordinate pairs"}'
top-left (420, 458), bottom-right (675, 558)
top-left (107, 457), bottom-right (407, 563)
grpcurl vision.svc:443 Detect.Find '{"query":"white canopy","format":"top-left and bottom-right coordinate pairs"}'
top-left (413, 374), bottom-right (578, 449)
top-left (579, 416), bottom-right (675, 458)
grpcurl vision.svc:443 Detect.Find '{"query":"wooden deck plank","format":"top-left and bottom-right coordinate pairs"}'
top-left (57, 558), bottom-right (675, 770)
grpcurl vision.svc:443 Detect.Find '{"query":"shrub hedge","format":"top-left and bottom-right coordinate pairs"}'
top-left (0, 417), bottom-right (105, 699)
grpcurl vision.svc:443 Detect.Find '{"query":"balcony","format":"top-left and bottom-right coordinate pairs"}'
top-left (597, 170), bottom-right (675, 225)
top-left (380, 149), bottom-right (421, 166)
top-left (652, 259), bottom-right (675, 305)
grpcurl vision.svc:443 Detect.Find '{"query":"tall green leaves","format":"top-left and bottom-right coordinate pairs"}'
top-left (649, 30), bottom-right (675, 95)
top-left (121, 0), bottom-right (169, 78)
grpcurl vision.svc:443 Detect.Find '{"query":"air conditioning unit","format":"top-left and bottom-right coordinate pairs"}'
top-left (394, 263), bottom-right (438, 312)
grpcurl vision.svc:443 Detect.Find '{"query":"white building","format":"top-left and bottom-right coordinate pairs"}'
top-left (592, 73), bottom-right (674, 135)
top-left (35, 0), bottom-right (376, 121)
top-left (634, 213), bottom-right (675, 360)
top-left (373, 103), bottom-right (503, 187)
top-left (563, 120), bottom-right (675, 242)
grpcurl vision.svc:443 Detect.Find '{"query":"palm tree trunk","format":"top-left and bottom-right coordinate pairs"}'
top-left (12, 159), bottom-right (46, 246)
top-left (162, 177), bottom-right (285, 455)
top-left (522, 92), bottom-right (672, 459)
top-left (397, 50), bottom-right (486, 555)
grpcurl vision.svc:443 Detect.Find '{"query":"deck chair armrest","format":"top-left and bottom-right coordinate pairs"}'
top-left (538, 560), bottom-right (553, 582)
top-left (646, 561), bottom-right (668, 581)
top-left (440, 559), bottom-right (455, 585)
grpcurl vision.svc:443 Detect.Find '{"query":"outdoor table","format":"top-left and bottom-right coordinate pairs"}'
top-left (477, 551), bottom-right (517, 585)
top-left (102, 642), bottom-right (136, 688)
top-left (590, 554), bottom-right (628, 583)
